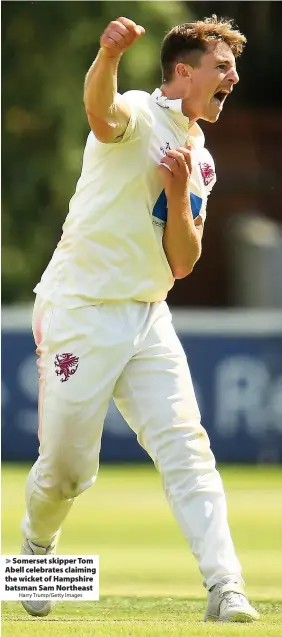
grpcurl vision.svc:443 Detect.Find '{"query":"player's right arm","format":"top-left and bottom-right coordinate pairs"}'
top-left (84, 17), bottom-right (145, 143)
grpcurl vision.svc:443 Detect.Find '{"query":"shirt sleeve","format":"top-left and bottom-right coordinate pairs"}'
top-left (199, 150), bottom-right (216, 224)
top-left (115, 90), bottom-right (154, 143)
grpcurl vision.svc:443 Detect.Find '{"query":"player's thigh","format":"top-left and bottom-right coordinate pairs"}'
top-left (34, 297), bottom-right (123, 496)
top-left (114, 305), bottom-right (210, 466)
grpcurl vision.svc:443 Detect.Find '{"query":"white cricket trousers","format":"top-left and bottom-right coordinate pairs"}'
top-left (21, 295), bottom-right (242, 589)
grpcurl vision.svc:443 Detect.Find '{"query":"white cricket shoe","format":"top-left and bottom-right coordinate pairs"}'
top-left (204, 580), bottom-right (259, 622)
top-left (21, 538), bottom-right (57, 617)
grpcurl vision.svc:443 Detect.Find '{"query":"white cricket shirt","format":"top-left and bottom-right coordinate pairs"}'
top-left (34, 88), bottom-right (216, 307)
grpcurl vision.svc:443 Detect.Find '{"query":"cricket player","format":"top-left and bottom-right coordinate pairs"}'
top-left (21, 15), bottom-right (259, 622)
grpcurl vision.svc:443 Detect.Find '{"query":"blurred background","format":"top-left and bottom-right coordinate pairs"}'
top-left (2, 0), bottom-right (282, 465)
top-left (1, 0), bottom-right (282, 613)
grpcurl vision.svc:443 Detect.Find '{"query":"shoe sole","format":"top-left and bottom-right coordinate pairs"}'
top-left (205, 612), bottom-right (258, 623)
top-left (228, 612), bottom-right (259, 623)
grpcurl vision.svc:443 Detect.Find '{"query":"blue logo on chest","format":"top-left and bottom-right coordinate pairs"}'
top-left (153, 189), bottom-right (202, 223)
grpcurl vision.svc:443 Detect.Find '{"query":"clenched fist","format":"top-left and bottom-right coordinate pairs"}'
top-left (158, 147), bottom-right (192, 200)
top-left (100, 17), bottom-right (145, 58)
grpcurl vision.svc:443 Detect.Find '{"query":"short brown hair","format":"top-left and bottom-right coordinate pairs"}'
top-left (161, 15), bottom-right (246, 82)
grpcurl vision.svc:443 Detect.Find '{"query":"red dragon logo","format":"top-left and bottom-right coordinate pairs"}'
top-left (54, 353), bottom-right (79, 383)
top-left (199, 162), bottom-right (215, 186)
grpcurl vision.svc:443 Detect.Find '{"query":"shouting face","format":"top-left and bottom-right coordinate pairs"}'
top-left (177, 41), bottom-right (239, 122)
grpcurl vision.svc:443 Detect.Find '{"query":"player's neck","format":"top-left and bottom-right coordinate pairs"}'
top-left (160, 84), bottom-right (198, 128)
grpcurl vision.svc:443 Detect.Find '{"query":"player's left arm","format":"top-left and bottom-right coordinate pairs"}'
top-left (159, 147), bottom-right (203, 279)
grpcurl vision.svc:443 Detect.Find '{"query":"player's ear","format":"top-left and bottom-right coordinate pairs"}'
top-left (175, 63), bottom-right (191, 79)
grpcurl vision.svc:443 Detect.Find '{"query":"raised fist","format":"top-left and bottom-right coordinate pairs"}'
top-left (100, 17), bottom-right (145, 58)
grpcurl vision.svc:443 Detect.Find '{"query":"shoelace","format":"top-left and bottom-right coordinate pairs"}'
top-left (219, 591), bottom-right (247, 608)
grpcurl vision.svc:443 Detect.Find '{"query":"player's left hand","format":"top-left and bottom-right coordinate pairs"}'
top-left (158, 146), bottom-right (192, 200)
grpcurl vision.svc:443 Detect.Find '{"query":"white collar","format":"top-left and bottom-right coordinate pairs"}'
top-left (151, 88), bottom-right (205, 147)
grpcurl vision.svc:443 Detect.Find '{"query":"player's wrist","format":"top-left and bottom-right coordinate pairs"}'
top-left (166, 186), bottom-right (190, 206)
top-left (99, 46), bottom-right (123, 62)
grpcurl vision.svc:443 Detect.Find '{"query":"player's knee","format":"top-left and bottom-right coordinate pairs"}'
top-left (36, 457), bottom-right (98, 499)
top-left (152, 429), bottom-right (215, 478)
top-left (60, 474), bottom-right (94, 499)
top-left (60, 479), bottom-right (81, 499)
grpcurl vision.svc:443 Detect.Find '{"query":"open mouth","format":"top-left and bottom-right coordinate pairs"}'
top-left (213, 90), bottom-right (229, 108)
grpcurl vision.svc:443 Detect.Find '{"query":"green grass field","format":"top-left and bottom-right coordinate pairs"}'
top-left (1, 463), bottom-right (282, 636)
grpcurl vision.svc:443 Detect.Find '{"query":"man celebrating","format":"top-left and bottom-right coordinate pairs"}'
top-left (21, 15), bottom-right (259, 622)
